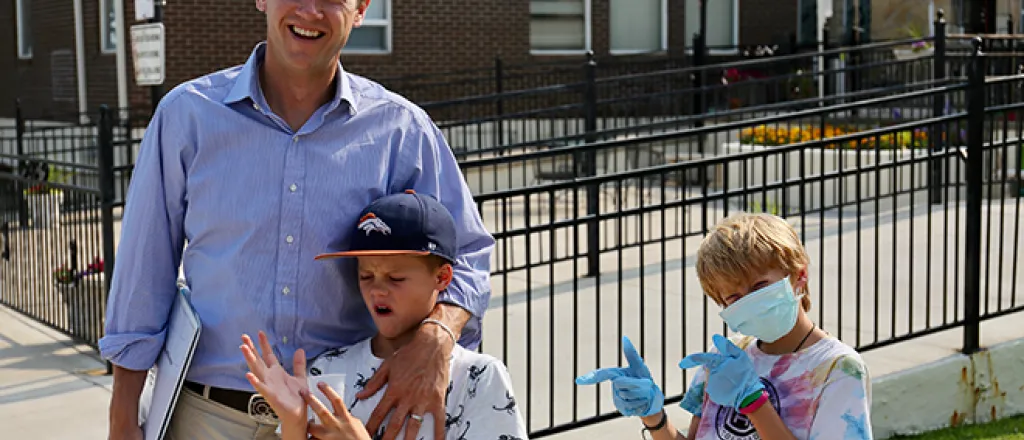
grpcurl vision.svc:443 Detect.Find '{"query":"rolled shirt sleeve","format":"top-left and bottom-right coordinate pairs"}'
top-left (98, 91), bottom-right (191, 371)
top-left (395, 109), bottom-right (495, 350)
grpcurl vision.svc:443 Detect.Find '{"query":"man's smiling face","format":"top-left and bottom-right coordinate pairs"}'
top-left (256, 0), bottom-right (369, 73)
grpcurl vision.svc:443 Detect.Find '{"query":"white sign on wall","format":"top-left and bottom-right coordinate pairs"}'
top-left (135, 0), bottom-right (155, 21)
top-left (130, 23), bottom-right (165, 86)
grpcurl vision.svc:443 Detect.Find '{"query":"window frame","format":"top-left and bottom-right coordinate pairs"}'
top-left (345, 0), bottom-right (392, 55)
top-left (16, 0), bottom-right (33, 59)
top-left (100, 0), bottom-right (117, 54)
top-left (609, 0), bottom-right (668, 55)
top-left (684, 0), bottom-right (740, 55)
top-left (529, 0), bottom-right (593, 56)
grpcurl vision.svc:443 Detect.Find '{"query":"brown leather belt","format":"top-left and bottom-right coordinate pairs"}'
top-left (184, 381), bottom-right (256, 414)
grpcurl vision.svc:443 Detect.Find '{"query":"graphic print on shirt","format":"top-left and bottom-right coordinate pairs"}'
top-left (305, 339), bottom-right (529, 440)
top-left (454, 421), bottom-right (471, 440)
top-left (467, 363), bottom-right (488, 398)
top-left (713, 377), bottom-right (781, 440)
top-left (493, 390), bottom-right (517, 415)
top-left (445, 404), bottom-right (465, 429)
top-left (324, 347), bottom-right (349, 360)
top-left (350, 367), bottom-right (377, 410)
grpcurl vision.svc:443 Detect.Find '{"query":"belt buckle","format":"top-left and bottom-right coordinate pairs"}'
top-left (248, 394), bottom-right (280, 425)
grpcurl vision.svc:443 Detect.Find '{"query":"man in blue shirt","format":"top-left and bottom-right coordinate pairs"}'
top-left (100, 1), bottom-right (494, 439)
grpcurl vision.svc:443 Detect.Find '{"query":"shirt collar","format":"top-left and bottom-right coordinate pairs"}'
top-left (223, 42), bottom-right (357, 115)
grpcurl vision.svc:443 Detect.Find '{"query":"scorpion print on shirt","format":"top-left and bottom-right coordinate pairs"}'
top-left (305, 338), bottom-right (529, 439)
top-left (680, 335), bottom-right (873, 440)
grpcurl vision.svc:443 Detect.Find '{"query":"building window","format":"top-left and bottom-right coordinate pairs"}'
top-left (345, 0), bottom-right (390, 53)
top-left (51, 50), bottom-right (77, 102)
top-left (100, 0), bottom-right (117, 54)
top-left (530, 0), bottom-right (591, 53)
top-left (610, 0), bottom-right (666, 53)
top-left (16, 0), bottom-right (33, 59)
top-left (684, 0), bottom-right (739, 53)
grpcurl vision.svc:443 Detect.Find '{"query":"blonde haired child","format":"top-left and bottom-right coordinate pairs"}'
top-left (577, 212), bottom-right (872, 439)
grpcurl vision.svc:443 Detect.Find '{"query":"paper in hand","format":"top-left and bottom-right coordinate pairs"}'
top-left (307, 373), bottom-right (347, 423)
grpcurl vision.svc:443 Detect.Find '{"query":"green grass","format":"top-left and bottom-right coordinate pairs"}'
top-left (889, 415), bottom-right (1024, 440)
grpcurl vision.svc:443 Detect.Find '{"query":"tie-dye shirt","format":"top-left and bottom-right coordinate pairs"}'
top-left (680, 335), bottom-right (872, 440)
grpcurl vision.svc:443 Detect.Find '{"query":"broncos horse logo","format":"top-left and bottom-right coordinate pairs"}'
top-left (357, 213), bottom-right (392, 236)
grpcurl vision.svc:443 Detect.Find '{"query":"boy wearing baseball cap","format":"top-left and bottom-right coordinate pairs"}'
top-left (239, 191), bottom-right (527, 440)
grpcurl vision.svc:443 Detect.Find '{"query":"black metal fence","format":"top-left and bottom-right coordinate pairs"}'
top-left (471, 39), bottom-right (1023, 437)
top-left (0, 106), bottom-right (139, 348)
top-left (1, 36), bottom-right (1023, 440)
top-left (418, 12), bottom-right (1024, 166)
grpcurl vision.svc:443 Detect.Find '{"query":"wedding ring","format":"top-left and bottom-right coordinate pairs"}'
top-left (409, 414), bottom-right (424, 422)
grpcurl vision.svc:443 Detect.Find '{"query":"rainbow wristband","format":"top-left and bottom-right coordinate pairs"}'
top-left (738, 391), bottom-right (762, 409)
top-left (738, 391), bottom-right (768, 416)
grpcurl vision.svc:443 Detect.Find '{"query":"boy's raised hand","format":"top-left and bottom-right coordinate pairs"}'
top-left (240, 331), bottom-right (309, 426)
top-left (304, 382), bottom-right (372, 440)
top-left (678, 334), bottom-right (764, 409)
top-left (575, 336), bottom-right (664, 417)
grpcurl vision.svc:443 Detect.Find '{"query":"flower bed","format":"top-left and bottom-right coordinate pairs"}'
top-left (739, 124), bottom-right (932, 150)
top-left (723, 124), bottom-right (978, 211)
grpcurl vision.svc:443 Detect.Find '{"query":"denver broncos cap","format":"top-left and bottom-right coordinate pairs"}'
top-left (314, 190), bottom-right (458, 264)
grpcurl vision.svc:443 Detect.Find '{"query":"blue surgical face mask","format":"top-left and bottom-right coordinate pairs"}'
top-left (718, 276), bottom-right (802, 343)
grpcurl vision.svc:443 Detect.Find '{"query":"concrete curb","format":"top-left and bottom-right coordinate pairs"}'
top-left (872, 338), bottom-right (1024, 438)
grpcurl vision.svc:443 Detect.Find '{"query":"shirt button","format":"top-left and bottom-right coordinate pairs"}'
top-left (282, 336), bottom-right (289, 344)
top-left (286, 235), bottom-right (294, 244)
top-left (282, 286), bottom-right (291, 295)
top-left (292, 136), bottom-right (299, 143)
top-left (253, 103), bottom-right (260, 111)
top-left (289, 184), bottom-right (298, 192)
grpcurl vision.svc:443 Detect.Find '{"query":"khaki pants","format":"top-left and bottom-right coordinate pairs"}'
top-left (166, 387), bottom-right (280, 440)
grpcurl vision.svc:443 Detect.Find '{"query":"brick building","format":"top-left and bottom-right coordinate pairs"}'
top-left (3, 0), bottom-right (804, 120)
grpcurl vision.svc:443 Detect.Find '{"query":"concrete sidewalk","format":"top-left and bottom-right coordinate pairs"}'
top-left (0, 306), bottom-right (112, 439)
top-left (1, 301), bottom-right (1022, 440)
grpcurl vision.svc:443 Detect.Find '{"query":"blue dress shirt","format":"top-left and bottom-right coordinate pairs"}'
top-left (99, 43), bottom-right (495, 390)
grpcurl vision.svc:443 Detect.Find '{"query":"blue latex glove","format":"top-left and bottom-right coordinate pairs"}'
top-left (678, 334), bottom-right (765, 409)
top-left (575, 336), bottom-right (665, 417)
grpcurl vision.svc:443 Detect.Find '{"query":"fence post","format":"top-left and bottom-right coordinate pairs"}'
top-left (494, 57), bottom-right (505, 156)
top-left (931, 9), bottom-right (947, 205)
top-left (14, 100), bottom-right (29, 229)
top-left (691, 32), bottom-right (709, 232)
top-left (97, 106), bottom-right (117, 373)
top-left (820, 16), bottom-right (832, 106)
top-left (962, 37), bottom-right (985, 355)
top-left (583, 51), bottom-right (600, 277)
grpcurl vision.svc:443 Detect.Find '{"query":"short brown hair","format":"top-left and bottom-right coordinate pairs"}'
top-left (696, 212), bottom-right (812, 311)
top-left (420, 255), bottom-right (450, 271)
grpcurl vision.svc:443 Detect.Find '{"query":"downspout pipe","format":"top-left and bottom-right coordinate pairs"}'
top-left (73, 0), bottom-right (89, 124)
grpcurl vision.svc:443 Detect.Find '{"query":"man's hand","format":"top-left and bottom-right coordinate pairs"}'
top-left (358, 304), bottom-right (467, 440)
top-left (108, 365), bottom-right (147, 440)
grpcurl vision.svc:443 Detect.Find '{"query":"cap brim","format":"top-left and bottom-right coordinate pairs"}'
top-left (314, 250), bottom-right (432, 261)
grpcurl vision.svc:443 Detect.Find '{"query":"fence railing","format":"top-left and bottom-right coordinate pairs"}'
top-left (424, 12), bottom-right (1024, 162)
top-left (0, 106), bottom-right (133, 349)
top-left (472, 38), bottom-right (1023, 437)
top-left (431, 37), bottom-right (932, 159)
top-left (1, 37), bottom-right (1023, 440)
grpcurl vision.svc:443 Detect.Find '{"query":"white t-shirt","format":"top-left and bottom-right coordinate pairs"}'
top-left (305, 338), bottom-right (528, 440)
top-left (680, 335), bottom-right (872, 440)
